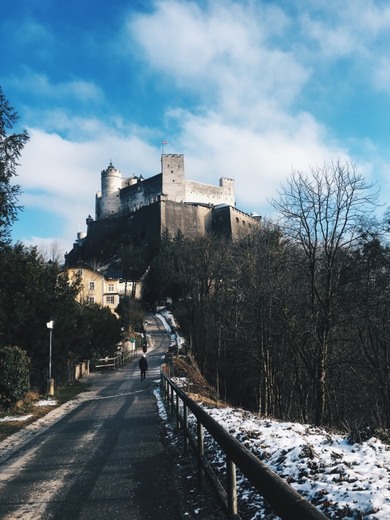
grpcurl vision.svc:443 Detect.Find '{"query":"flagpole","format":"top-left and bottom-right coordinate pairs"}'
top-left (161, 140), bottom-right (167, 154)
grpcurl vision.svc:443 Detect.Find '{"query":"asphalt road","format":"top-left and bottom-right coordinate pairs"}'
top-left (0, 313), bottom-right (187, 520)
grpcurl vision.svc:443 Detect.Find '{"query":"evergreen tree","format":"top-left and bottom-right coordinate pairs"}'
top-left (0, 87), bottom-right (29, 244)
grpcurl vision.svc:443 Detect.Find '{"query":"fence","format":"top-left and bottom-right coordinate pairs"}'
top-left (74, 360), bottom-right (90, 381)
top-left (94, 350), bottom-right (135, 370)
top-left (160, 370), bottom-right (328, 520)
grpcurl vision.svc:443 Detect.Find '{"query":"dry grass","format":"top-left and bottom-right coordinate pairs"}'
top-left (172, 355), bottom-right (227, 408)
top-left (0, 381), bottom-right (89, 443)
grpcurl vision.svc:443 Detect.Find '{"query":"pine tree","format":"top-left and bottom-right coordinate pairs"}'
top-left (0, 87), bottom-right (29, 244)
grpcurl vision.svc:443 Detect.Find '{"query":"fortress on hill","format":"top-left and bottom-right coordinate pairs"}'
top-left (65, 154), bottom-right (260, 269)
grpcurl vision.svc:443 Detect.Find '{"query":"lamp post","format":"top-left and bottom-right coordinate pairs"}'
top-left (46, 320), bottom-right (54, 396)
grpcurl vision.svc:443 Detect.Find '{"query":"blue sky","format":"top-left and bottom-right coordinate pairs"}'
top-left (2, 0), bottom-right (390, 255)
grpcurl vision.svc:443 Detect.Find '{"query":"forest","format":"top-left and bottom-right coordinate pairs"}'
top-left (144, 162), bottom-right (390, 435)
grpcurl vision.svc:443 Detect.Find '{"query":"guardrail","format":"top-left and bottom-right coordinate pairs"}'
top-left (160, 370), bottom-right (328, 520)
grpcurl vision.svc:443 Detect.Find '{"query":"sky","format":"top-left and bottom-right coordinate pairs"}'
top-left (2, 0), bottom-right (390, 256)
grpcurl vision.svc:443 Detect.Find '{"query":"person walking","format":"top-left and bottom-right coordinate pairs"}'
top-left (139, 354), bottom-right (148, 381)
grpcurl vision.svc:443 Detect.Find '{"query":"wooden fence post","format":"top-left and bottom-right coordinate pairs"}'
top-left (197, 421), bottom-right (204, 489)
top-left (227, 456), bottom-right (238, 516)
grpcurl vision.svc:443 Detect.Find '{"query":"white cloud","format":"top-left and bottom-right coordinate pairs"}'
top-left (129, 0), bottom-right (307, 110)
top-left (166, 108), bottom-right (348, 215)
top-left (15, 124), bottom-right (163, 249)
top-left (373, 56), bottom-right (390, 94)
top-left (11, 0), bottom-right (390, 250)
top-left (15, 17), bottom-right (53, 48)
top-left (7, 69), bottom-right (104, 105)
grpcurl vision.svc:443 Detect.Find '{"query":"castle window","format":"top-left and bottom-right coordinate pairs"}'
top-left (106, 295), bottom-right (115, 305)
top-left (108, 283), bottom-right (114, 292)
top-left (236, 217), bottom-right (239, 223)
top-left (89, 281), bottom-right (95, 290)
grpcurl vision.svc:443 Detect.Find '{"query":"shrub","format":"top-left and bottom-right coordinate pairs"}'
top-left (0, 346), bottom-right (30, 408)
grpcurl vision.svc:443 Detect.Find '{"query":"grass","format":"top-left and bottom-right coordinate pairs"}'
top-left (0, 380), bottom-right (90, 443)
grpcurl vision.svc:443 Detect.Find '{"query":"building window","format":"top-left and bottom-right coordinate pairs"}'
top-left (108, 283), bottom-right (114, 292)
top-left (89, 281), bottom-right (95, 290)
top-left (106, 295), bottom-right (115, 305)
top-left (88, 296), bottom-right (95, 304)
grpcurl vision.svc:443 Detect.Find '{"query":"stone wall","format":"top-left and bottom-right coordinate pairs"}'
top-left (161, 200), bottom-right (213, 238)
top-left (119, 174), bottom-right (162, 214)
top-left (185, 179), bottom-right (235, 206)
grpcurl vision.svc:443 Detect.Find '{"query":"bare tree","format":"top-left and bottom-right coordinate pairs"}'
top-left (38, 241), bottom-right (65, 265)
top-left (272, 161), bottom-right (378, 425)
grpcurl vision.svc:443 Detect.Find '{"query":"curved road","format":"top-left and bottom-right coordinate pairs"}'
top-left (0, 313), bottom-right (186, 519)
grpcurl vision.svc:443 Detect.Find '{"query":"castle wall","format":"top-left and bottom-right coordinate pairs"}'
top-left (119, 174), bottom-right (162, 214)
top-left (96, 155), bottom-right (236, 222)
top-left (67, 203), bottom-right (161, 265)
top-left (160, 200), bottom-right (213, 238)
top-left (185, 179), bottom-right (235, 206)
top-left (211, 205), bottom-right (259, 238)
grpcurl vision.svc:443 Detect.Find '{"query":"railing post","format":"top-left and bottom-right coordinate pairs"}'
top-left (169, 385), bottom-right (175, 415)
top-left (197, 420), bottom-right (204, 489)
top-left (175, 393), bottom-right (180, 429)
top-left (226, 456), bottom-right (238, 516)
top-left (183, 403), bottom-right (188, 453)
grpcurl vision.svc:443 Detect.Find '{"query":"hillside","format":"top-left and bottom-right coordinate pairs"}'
top-left (164, 355), bottom-right (390, 519)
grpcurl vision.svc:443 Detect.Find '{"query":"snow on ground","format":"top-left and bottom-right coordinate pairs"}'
top-left (0, 413), bottom-right (33, 423)
top-left (157, 378), bottom-right (390, 520)
top-left (0, 399), bottom-right (57, 423)
top-left (157, 309), bottom-right (188, 350)
top-left (156, 311), bottom-right (390, 519)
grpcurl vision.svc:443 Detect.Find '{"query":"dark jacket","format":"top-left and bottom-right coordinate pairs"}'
top-left (139, 356), bottom-right (148, 371)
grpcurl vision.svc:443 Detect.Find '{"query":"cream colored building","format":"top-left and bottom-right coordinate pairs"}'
top-left (66, 265), bottom-right (140, 314)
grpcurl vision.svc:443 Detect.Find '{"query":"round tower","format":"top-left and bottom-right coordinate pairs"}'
top-left (99, 162), bottom-right (122, 217)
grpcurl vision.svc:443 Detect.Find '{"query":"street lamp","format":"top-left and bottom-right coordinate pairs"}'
top-left (46, 320), bottom-right (54, 396)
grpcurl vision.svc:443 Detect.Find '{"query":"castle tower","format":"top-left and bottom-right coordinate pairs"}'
top-left (161, 154), bottom-right (186, 202)
top-left (219, 177), bottom-right (235, 206)
top-left (96, 162), bottom-right (122, 219)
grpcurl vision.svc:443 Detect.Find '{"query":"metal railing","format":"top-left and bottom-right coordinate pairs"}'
top-left (161, 370), bottom-right (328, 520)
